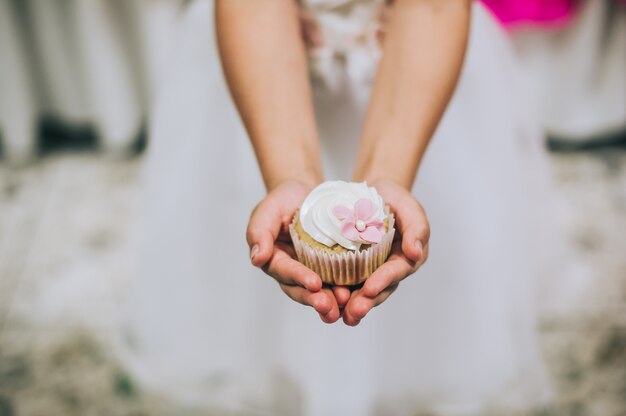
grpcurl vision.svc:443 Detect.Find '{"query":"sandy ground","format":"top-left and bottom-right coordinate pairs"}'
top-left (0, 148), bottom-right (625, 416)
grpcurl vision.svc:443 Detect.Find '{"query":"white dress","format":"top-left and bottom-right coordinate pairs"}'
top-left (123, 1), bottom-right (553, 414)
top-left (512, 0), bottom-right (626, 142)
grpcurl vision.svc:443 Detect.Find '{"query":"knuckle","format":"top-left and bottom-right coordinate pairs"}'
top-left (353, 298), bottom-right (371, 318)
top-left (364, 282), bottom-right (380, 297)
top-left (316, 295), bottom-right (331, 311)
top-left (272, 255), bottom-right (302, 284)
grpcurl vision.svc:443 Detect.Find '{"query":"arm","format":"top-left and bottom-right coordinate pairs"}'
top-left (344, 0), bottom-right (471, 326)
top-left (216, 0), bottom-right (344, 323)
top-left (216, 0), bottom-right (322, 191)
top-left (354, 0), bottom-right (471, 188)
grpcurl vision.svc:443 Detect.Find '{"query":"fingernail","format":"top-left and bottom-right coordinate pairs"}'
top-left (250, 244), bottom-right (259, 261)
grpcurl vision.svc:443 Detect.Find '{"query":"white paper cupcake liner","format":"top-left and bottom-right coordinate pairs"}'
top-left (289, 211), bottom-right (395, 286)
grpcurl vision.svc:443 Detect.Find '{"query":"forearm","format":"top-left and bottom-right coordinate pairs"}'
top-left (216, 0), bottom-right (323, 191)
top-left (353, 0), bottom-right (471, 189)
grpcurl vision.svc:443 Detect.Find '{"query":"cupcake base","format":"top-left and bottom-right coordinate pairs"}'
top-left (289, 211), bottom-right (395, 286)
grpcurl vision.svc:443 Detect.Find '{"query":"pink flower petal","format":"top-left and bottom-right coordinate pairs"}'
top-left (367, 219), bottom-right (384, 230)
top-left (360, 226), bottom-right (383, 244)
top-left (341, 221), bottom-right (361, 241)
top-left (354, 198), bottom-right (377, 221)
top-left (333, 205), bottom-right (354, 220)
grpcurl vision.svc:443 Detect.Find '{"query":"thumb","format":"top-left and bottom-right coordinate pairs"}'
top-left (246, 199), bottom-right (282, 267)
top-left (393, 199), bottom-right (429, 264)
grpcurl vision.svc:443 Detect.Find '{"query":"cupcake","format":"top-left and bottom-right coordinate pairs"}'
top-left (289, 181), bottom-right (395, 286)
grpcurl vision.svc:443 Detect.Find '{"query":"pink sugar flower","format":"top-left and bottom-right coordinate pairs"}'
top-left (333, 198), bottom-right (385, 244)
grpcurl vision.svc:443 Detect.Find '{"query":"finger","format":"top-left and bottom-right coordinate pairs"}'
top-left (332, 286), bottom-right (351, 308)
top-left (422, 242), bottom-right (430, 264)
top-left (266, 249), bottom-right (322, 292)
top-left (342, 288), bottom-right (364, 327)
top-left (361, 248), bottom-right (414, 298)
top-left (247, 199), bottom-right (282, 267)
top-left (280, 284), bottom-right (339, 321)
top-left (394, 201), bottom-right (430, 263)
top-left (343, 284), bottom-right (398, 326)
top-left (318, 288), bottom-right (341, 324)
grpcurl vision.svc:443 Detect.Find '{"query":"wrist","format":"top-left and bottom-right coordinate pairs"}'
top-left (353, 136), bottom-right (422, 191)
top-left (354, 166), bottom-right (414, 191)
top-left (266, 169), bottom-right (323, 192)
top-left (257, 139), bottom-right (323, 192)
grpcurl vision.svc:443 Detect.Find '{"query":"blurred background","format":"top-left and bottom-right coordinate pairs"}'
top-left (0, 0), bottom-right (625, 415)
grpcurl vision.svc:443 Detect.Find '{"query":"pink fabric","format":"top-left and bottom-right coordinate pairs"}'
top-left (384, 0), bottom-right (625, 29)
top-left (480, 0), bottom-right (578, 28)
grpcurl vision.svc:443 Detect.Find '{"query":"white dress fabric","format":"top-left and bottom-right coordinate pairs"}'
top-left (125, 1), bottom-right (554, 415)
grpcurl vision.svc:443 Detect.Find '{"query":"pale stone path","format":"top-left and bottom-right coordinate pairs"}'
top-left (0, 149), bottom-right (624, 415)
top-left (539, 149), bottom-right (626, 416)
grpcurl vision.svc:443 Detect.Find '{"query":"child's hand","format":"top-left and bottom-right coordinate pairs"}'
top-left (246, 180), bottom-right (345, 323)
top-left (342, 179), bottom-right (430, 326)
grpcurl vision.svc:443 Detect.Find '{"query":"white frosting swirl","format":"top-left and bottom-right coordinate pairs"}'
top-left (299, 181), bottom-right (386, 250)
